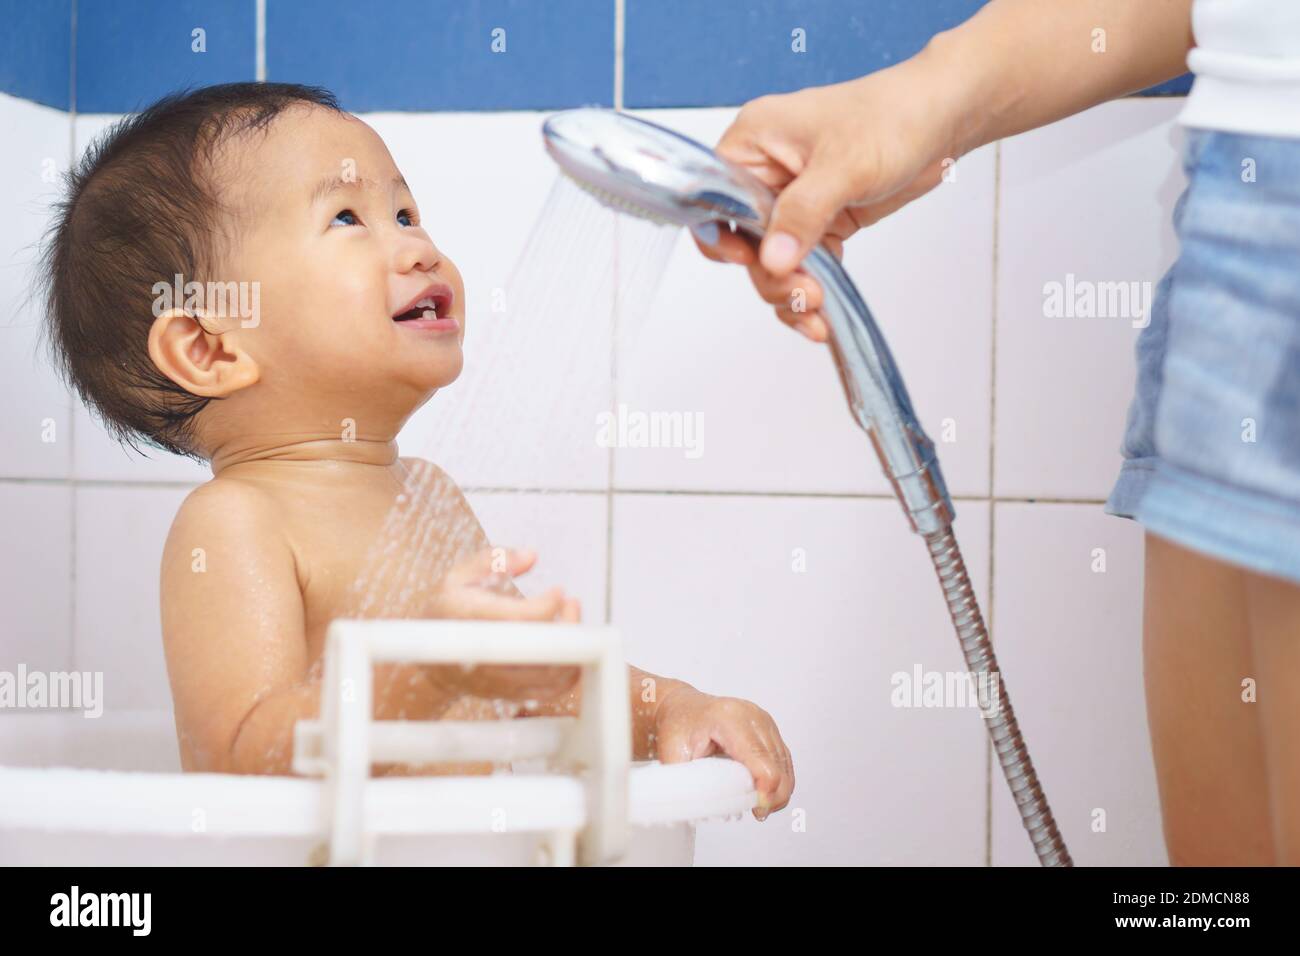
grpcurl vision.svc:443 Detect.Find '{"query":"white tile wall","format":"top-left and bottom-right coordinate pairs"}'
top-left (996, 98), bottom-right (1187, 500)
top-left (0, 93), bottom-right (76, 703)
top-left (4, 96), bottom-right (1168, 865)
top-left (0, 482), bottom-right (73, 674)
top-left (611, 493), bottom-right (991, 866)
top-left (73, 484), bottom-right (193, 712)
top-left (989, 502), bottom-right (1164, 866)
top-left (0, 93), bottom-right (73, 480)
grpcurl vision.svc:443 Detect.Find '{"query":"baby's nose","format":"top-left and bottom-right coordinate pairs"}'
top-left (394, 232), bottom-right (440, 274)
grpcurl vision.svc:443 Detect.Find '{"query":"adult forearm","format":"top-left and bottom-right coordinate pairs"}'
top-left (913, 0), bottom-right (1195, 157)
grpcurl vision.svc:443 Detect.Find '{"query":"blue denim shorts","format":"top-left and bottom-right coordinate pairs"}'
top-left (1105, 128), bottom-right (1300, 584)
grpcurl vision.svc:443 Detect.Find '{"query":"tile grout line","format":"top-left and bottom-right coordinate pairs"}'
top-left (613, 0), bottom-right (624, 111)
top-left (255, 0), bottom-right (267, 82)
top-left (604, 0), bottom-right (626, 625)
top-left (983, 138), bottom-right (1003, 868)
top-left (68, 0), bottom-right (78, 677)
top-left (605, 217), bottom-right (618, 625)
top-left (0, 475), bottom-right (1110, 505)
top-left (67, 0), bottom-right (76, 160)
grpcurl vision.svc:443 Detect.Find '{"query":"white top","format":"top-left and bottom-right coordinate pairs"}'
top-left (1180, 0), bottom-right (1300, 138)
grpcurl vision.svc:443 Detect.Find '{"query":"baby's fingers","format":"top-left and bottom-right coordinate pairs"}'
top-left (558, 596), bottom-right (582, 623)
top-left (447, 546), bottom-right (538, 587)
top-left (737, 748), bottom-right (787, 820)
top-left (454, 584), bottom-right (568, 621)
top-left (753, 742), bottom-right (795, 821)
top-left (718, 724), bottom-right (794, 820)
top-left (655, 724), bottom-right (717, 765)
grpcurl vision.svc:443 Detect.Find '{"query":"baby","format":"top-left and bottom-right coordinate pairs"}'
top-left (40, 82), bottom-right (793, 819)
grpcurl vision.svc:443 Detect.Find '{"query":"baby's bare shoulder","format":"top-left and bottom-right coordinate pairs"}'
top-left (159, 478), bottom-right (303, 634)
top-left (175, 475), bottom-right (283, 523)
top-left (165, 477), bottom-right (290, 558)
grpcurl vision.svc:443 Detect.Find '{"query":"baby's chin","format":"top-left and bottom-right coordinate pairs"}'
top-left (388, 346), bottom-right (464, 397)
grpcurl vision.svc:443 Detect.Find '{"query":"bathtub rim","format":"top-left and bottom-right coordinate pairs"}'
top-left (0, 756), bottom-right (757, 838)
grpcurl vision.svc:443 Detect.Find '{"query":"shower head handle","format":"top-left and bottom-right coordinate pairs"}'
top-left (803, 244), bottom-right (954, 535)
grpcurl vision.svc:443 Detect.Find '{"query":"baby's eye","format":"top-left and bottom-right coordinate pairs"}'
top-left (330, 209), bottom-right (360, 227)
top-left (397, 209), bottom-right (416, 227)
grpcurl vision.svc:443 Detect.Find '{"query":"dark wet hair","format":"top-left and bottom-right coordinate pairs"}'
top-left (39, 81), bottom-right (341, 459)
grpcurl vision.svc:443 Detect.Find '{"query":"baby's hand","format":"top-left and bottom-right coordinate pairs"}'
top-left (653, 687), bottom-right (794, 821)
top-left (430, 546), bottom-right (578, 621)
top-left (425, 546), bottom-right (582, 702)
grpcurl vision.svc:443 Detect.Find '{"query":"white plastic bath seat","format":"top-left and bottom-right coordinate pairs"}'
top-left (0, 622), bottom-right (757, 867)
top-left (294, 619), bottom-right (638, 866)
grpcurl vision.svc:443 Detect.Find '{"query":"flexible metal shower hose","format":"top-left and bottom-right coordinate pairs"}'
top-left (924, 528), bottom-right (1073, 867)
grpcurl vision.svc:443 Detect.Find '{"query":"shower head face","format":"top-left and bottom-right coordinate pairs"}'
top-left (542, 108), bottom-right (773, 231)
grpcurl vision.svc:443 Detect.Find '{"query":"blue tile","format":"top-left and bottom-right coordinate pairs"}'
top-left (626, 0), bottom-right (1190, 107)
top-left (267, 0), bottom-right (614, 112)
top-left (626, 0), bottom-right (989, 108)
top-left (76, 0), bottom-right (256, 114)
top-left (0, 0), bottom-right (71, 109)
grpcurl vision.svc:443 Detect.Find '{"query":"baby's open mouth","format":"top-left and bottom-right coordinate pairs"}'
top-left (392, 284), bottom-right (454, 322)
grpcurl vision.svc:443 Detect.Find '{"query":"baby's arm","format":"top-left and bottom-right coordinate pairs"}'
top-left (522, 663), bottom-right (794, 819)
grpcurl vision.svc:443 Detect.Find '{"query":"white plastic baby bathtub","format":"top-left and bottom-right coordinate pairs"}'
top-left (0, 622), bottom-right (755, 866)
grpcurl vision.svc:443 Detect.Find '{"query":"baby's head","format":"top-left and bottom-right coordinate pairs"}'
top-left (42, 82), bottom-right (465, 462)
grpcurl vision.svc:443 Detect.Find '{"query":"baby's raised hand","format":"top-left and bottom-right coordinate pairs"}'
top-left (653, 687), bottom-right (794, 821)
top-left (425, 546), bottom-right (582, 702)
top-left (430, 547), bottom-right (577, 620)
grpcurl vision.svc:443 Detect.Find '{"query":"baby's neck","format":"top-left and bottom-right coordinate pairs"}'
top-left (208, 434), bottom-right (399, 476)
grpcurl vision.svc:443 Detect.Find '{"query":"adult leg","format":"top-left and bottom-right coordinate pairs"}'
top-left (1143, 532), bottom-right (1274, 865)
top-left (1244, 566), bottom-right (1300, 864)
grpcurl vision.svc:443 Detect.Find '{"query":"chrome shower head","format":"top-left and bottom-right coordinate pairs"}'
top-left (543, 107), bottom-right (774, 232)
top-left (543, 108), bottom-right (954, 536)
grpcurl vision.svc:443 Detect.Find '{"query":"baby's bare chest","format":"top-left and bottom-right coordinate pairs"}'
top-left (281, 487), bottom-right (477, 654)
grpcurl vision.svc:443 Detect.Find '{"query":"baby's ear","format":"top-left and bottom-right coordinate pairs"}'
top-left (147, 308), bottom-right (260, 398)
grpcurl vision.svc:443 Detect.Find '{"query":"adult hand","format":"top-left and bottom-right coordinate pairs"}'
top-left (694, 65), bottom-right (961, 342)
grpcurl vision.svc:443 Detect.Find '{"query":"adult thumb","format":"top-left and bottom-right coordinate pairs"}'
top-left (759, 153), bottom-right (854, 275)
